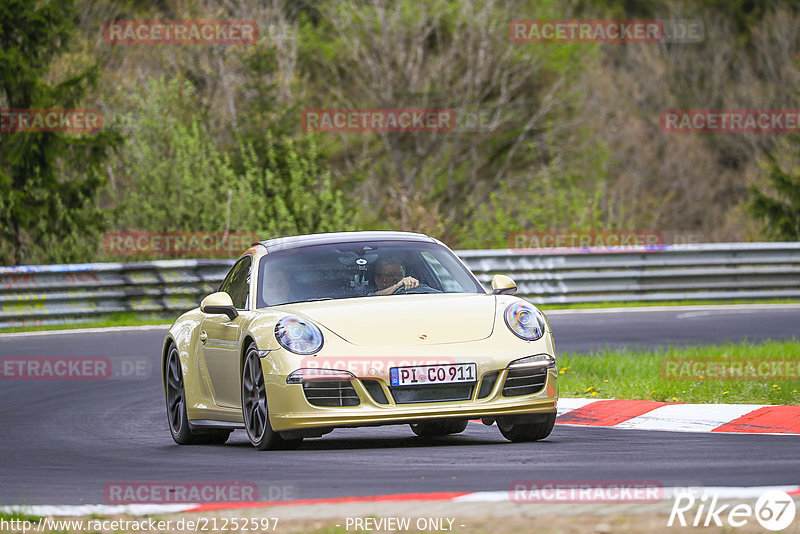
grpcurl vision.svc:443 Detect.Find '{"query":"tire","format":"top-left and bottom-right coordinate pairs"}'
top-left (497, 412), bottom-right (556, 442)
top-left (165, 344), bottom-right (232, 445)
top-left (241, 343), bottom-right (302, 451)
top-left (410, 420), bottom-right (469, 437)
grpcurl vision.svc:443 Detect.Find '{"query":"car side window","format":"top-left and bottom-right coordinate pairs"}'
top-left (420, 251), bottom-right (461, 292)
top-left (218, 256), bottom-right (252, 309)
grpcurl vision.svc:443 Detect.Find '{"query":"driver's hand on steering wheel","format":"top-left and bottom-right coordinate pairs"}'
top-left (393, 276), bottom-right (419, 292)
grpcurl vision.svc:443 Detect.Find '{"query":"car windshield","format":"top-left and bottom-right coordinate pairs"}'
top-left (257, 240), bottom-right (485, 307)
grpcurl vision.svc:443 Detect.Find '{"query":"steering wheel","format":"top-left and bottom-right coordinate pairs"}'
top-left (392, 282), bottom-right (441, 294)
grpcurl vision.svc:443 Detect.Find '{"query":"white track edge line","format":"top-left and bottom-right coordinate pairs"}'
top-left (4, 486), bottom-right (799, 517)
top-left (0, 324), bottom-right (172, 338)
top-left (3, 303), bottom-right (799, 336)
top-left (544, 303), bottom-right (800, 315)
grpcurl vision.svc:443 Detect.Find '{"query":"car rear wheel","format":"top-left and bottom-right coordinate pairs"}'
top-left (410, 420), bottom-right (469, 437)
top-left (497, 412), bottom-right (556, 442)
top-left (165, 345), bottom-right (231, 445)
top-left (241, 344), bottom-right (302, 451)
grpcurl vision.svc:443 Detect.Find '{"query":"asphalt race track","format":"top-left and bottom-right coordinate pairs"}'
top-left (1, 305), bottom-right (799, 505)
top-left (547, 304), bottom-right (800, 352)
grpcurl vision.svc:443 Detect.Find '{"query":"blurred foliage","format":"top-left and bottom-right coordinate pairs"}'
top-left (749, 137), bottom-right (800, 240)
top-left (0, 0), bottom-right (121, 265)
top-left (108, 77), bottom-right (351, 246)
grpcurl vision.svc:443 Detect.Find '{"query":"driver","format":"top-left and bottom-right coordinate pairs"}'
top-left (373, 257), bottom-right (419, 296)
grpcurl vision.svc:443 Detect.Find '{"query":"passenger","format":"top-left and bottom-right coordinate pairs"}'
top-left (264, 266), bottom-right (292, 305)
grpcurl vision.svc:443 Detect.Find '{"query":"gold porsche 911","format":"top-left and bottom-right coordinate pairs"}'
top-left (162, 231), bottom-right (558, 450)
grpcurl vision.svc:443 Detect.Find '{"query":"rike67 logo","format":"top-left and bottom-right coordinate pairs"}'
top-left (668, 489), bottom-right (796, 531)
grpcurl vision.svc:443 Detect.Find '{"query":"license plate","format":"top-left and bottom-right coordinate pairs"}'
top-left (389, 363), bottom-right (477, 387)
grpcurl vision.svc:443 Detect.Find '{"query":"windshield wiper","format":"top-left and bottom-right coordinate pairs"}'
top-left (302, 297), bottom-right (334, 302)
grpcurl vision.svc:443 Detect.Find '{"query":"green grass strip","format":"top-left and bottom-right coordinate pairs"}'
top-left (558, 340), bottom-right (800, 405)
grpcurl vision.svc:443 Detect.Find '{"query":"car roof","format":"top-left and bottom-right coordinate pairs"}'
top-left (257, 231), bottom-right (438, 253)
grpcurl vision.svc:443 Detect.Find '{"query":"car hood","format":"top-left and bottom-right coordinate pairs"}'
top-left (278, 293), bottom-right (496, 346)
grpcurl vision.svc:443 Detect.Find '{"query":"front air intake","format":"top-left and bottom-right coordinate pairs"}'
top-left (389, 383), bottom-right (474, 404)
top-left (361, 379), bottom-right (389, 404)
top-left (302, 380), bottom-right (360, 407)
top-left (477, 371), bottom-right (499, 399)
top-left (501, 367), bottom-right (547, 397)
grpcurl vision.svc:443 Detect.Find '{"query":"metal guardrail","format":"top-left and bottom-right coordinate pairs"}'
top-left (0, 260), bottom-right (233, 329)
top-left (462, 242), bottom-right (800, 304)
top-left (1, 243), bottom-right (799, 328)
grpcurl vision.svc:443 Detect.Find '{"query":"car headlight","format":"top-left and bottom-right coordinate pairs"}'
top-left (275, 316), bottom-right (324, 355)
top-left (504, 302), bottom-right (546, 341)
top-left (507, 354), bottom-right (556, 370)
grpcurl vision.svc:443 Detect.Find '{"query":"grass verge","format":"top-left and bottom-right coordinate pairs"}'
top-left (558, 339), bottom-right (800, 404)
top-left (0, 511), bottom-right (42, 522)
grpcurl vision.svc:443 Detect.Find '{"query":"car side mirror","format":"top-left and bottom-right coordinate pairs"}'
top-left (491, 274), bottom-right (517, 295)
top-left (200, 292), bottom-right (239, 321)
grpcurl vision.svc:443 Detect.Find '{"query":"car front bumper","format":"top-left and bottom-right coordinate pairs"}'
top-left (265, 366), bottom-right (558, 432)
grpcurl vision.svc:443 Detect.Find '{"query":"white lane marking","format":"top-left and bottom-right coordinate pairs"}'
top-left (557, 397), bottom-right (598, 416)
top-left (614, 403), bottom-right (766, 433)
top-left (3, 304), bottom-right (798, 336)
top-left (453, 486), bottom-right (800, 502)
top-left (0, 324), bottom-right (172, 338)
top-left (5, 486), bottom-right (798, 515)
top-left (453, 491), bottom-right (509, 502)
top-left (545, 304), bottom-right (800, 316)
top-left (676, 309), bottom-right (766, 319)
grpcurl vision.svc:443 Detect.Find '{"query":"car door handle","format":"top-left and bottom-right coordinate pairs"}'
top-left (199, 330), bottom-right (208, 345)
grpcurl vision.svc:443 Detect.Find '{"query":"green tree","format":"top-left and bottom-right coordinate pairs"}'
top-left (109, 78), bottom-right (245, 234)
top-left (237, 135), bottom-right (352, 238)
top-left (749, 141), bottom-right (800, 240)
top-left (0, 0), bottom-right (119, 265)
top-left (110, 77), bottom-right (351, 255)
top-left (458, 139), bottom-right (613, 249)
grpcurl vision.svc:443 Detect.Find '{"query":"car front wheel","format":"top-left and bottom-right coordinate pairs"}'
top-left (497, 412), bottom-right (556, 442)
top-left (241, 343), bottom-right (302, 451)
